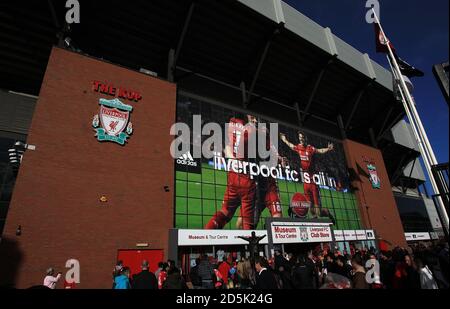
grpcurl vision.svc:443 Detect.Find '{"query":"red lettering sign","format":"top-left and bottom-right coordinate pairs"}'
top-left (92, 81), bottom-right (142, 102)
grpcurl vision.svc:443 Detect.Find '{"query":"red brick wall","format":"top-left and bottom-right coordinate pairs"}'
top-left (0, 47), bottom-right (176, 288)
top-left (343, 139), bottom-right (407, 248)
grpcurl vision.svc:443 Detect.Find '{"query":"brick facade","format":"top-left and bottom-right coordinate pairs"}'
top-left (0, 47), bottom-right (176, 288)
top-left (343, 139), bottom-right (407, 248)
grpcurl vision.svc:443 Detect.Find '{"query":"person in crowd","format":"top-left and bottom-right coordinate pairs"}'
top-left (213, 264), bottom-right (224, 289)
top-left (277, 265), bottom-right (294, 289)
top-left (379, 250), bottom-right (394, 289)
top-left (167, 259), bottom-right (176, 270)
top-left (316, 251), bottom-right (326, 284)
top-left (255, 256), bottom-right (279, 289)
top-left (43, 268), bottom-right (62, 289)
top-left (287, 253), bottom-right (296, 272)
top-left (334, 255), bottom-right (352, 279)
top-left (114, 267), bottom-right (131, 289)
top-left (438, 242), bottom-right (449, 285)
top-left (392, 247), bottom-right (408, 289)
top-left (306, 250), bottom-right (319, 289)
top-left (189, 258), bottom-right (202, 289)
top-left (324, 254), bottom-right (336, 276)
top-left (237, 259), bottom-right (255, 289)
top-left (217, 257), bottom-right (231, 289)
top-left (197, 254), bottom-right (214, 289)
top-left (157, 263), bottom-right (168, 289)
top-left (404, 254), bottom-right (421, 289)
top-left (132, 260), bottom-right (157, 289)
top-left (228, 263), bottom-right (238, 289)
top-left (163, 264), bottom-right (187, 289)
top-left (422, 246), bottom-right (449, 289)
top-left (320, 273), bottom-right (352, 289)
top-left (155, 261), bottom-right (164, 280)
top-left (351, 254), bottom-right (369, 289)
top-left (414, 256), bottom-right (439, 289)
top-left (292, 255), bottom-right (315, 289)
top-left (274, 250), bottom-right (289, 272)
top-left (112, 260), bottom-right (123, 288)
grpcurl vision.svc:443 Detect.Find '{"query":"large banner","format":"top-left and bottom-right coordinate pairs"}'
top-left (174, 95), bottom-right (362, 231)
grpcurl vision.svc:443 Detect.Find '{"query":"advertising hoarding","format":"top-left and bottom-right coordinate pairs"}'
top-left (175, 95), bottom-right (362, 231)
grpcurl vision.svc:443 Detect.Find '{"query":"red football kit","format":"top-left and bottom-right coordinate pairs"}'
top-left (254, 126), bottom-right (282, 219)
top-left (205, 118), bottom-right (257, 230)
top-left (255, 176), bottom-right (282, 217)
top-left (293, 144), bottom-right (320, 207)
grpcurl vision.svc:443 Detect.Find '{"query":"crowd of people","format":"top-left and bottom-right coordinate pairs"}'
top-left (109, 241), bottom-right (448, 290)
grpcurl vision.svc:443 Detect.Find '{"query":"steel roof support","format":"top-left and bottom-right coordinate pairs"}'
top-left (240, 81), bottom-right (247, 108)
top-left (245, 25), bottom-right (283, 108)
top-left (375, 105), bottom-right (395, 139)
top-left (377, 109), bottom-right (405, 141)
top-left (337, 114), bottom-right (347, 140)
top-left (300, 66), bottom-right (327, 124)
top-left (391, 151), bottom-right (413, 186)
top-left (299, 57), bottom-right (335, 125)
top-left (408, 157), bottom-right (418, 179)
top-left (177, 66), bottom-right (338, 127)
top-left (168, 1), bottom-right (195, 82)
top-left (344, 82), bottom-right (372, 131)
top-left (47, 0), bottom-right (60, 29)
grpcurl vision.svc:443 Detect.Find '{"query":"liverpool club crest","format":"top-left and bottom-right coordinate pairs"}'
top-left (299, 227), bottom-right (309, 242)
top-left (367, 164), bottom-right (381, 189)
top-left (92, 98), bottom-right (133, 145)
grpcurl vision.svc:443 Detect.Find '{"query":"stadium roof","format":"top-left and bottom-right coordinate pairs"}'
top-left (0, 0), bottom-right (405, 144)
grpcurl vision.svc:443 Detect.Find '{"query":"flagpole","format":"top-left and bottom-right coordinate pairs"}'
top-left (387, 55), bottom-right (449, 224)
top-left (372, 9), bottom-right (449, 234)
top-left (386, 56), bottom-right (435, 181)
top-left (386, 56), bottom-right (431, 176)
top-left (387, 57), bottom-right (450, 239)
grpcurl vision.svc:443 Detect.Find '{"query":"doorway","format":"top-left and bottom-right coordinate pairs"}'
top-left (117, 249), bottom-right (164, 277)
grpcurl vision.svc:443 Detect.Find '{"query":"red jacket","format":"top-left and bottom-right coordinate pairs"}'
top-left (218, 262), bottom-right (231, 285)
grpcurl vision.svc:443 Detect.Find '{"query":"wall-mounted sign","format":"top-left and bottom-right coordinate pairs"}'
top-left (366, 230), bottom-right (375, 240)
top-left (334, 230), bottom-right (375, 241)
top-left (334, 230), bottom-right (344, 241)
top-left (342, 230), bottom-right (357, 241)
top-left (92, 81), bottom-right (142, 102)
top-left (356, 230), bottom-right (367, 240)
top-left (175, 149), bottom-right (202, 174)
top-left (271, 223), bottom-right (333, 244)
top-left (177, 229), bottom-right (268, 246)
top-left (367, 164), bottom-right (381, 189)
top-left (289, 193), bottom-right (311, 218)
top-left (405, 232), bottom-right (431, 242)
top-left (92, 98), bottom-right (133, 145)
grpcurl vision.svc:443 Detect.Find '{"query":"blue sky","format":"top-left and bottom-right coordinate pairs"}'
top-left (284, 0), bottom-right (449, 166)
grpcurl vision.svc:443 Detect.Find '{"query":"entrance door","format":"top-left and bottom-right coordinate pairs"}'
top-left (117, 249), bottom-right (164, 277)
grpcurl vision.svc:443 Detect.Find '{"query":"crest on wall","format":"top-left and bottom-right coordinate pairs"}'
top-left (92, 98), bottom-right (133, 145)
top-left (367, 164), bottom-right (381, 189)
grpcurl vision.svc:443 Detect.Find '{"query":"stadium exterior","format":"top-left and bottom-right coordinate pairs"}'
top-left (0, 0), bottom-right (443, 288)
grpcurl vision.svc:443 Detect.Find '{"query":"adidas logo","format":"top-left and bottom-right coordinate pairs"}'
top-left (176, 151), bottom-right (198, 167)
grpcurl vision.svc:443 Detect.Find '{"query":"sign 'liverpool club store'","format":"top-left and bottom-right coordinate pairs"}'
top-left (271, 222), bottom-right (333, 244)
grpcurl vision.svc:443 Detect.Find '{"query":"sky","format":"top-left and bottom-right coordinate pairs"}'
top-left (283, 0), bottom-right (449, 165)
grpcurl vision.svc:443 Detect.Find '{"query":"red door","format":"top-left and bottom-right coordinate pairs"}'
top-left (117, 249), bottom-right (164, 277)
